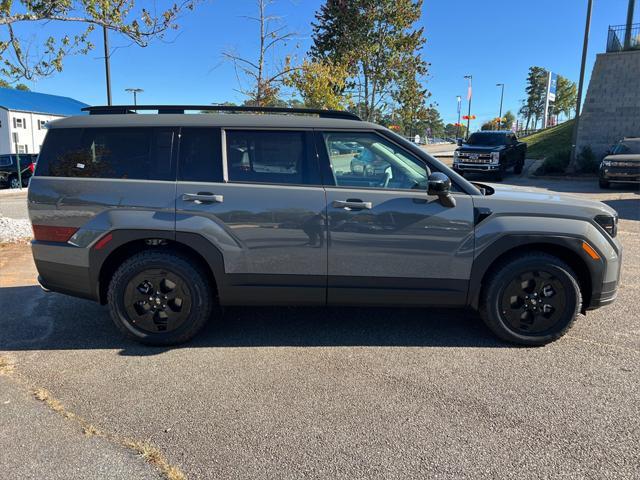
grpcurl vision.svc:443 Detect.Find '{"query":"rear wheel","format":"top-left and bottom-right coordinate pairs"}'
top-left (480, 252), bottom-right (581, 346)
top-left (9, 176), bottom-right (20, 189)
top-left (107, 250), bottom-right (214, 345)
top-left (514, 157), bottom-right (524, 175)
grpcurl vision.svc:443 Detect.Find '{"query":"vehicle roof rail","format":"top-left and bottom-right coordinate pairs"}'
top-left (81, 105), bottom-right (362, 121)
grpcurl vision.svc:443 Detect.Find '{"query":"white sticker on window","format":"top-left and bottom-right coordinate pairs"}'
top-left (76, 163), bottom-right (85, 169)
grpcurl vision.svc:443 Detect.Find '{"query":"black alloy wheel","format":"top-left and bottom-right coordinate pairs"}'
top-left (499, 270), bottom-right (567, 335)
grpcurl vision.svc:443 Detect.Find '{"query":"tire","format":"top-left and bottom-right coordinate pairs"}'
top-left (9, 176), bottom-right (20, 189)
top-left (493, 168), bottom-right (504, 181)
top-left (455, 169), bottom-right (465, 177)
top-left (599, 179), bottom-right (610, 189)
top-left (480, 252), bottom-right (581, 346)
top-left (514, 159), bottom-right (524, 175)
top-left (107, 250), bottom-right (214, 345)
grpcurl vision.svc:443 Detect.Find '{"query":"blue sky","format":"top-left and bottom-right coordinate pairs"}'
top-left (12, 0), bottom-right (640, 129)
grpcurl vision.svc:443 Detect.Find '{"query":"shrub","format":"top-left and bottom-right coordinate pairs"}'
top-left (536, 149), bottom-right (570, 175)
top-left (577, 146), bottom-right (599, 173)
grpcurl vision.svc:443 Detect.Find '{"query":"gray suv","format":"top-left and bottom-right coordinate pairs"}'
top-left (28, 105), bottom-right (622, 346)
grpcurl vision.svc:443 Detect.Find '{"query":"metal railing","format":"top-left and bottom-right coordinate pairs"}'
top-left (607, 23), bottom-right (640, 52)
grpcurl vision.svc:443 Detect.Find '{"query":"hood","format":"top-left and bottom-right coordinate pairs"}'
top-left (458, 145), bottom-right (503, 152)
top-left (474, 182), bottom-right (617, 219)
top-left (603, 154), bottom-right (640, 162)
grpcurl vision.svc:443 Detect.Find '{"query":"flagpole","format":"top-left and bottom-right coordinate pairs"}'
top-left (464, 75), bottom-right (473, 139)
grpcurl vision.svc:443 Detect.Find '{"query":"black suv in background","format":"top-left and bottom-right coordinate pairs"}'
top-left (0, 154), bottom-right (38, 188)
top-left (453, 131), bottom-right (527, 180)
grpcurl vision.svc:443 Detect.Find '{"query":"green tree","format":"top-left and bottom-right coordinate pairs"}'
top-left (286, 59), bottom-right (351, 109)
top-left (520, 66), bottom-right (547, 129)
top-left (550, 75), bottom-right (577, 121)
top-left (501, 110), bottom-right (515, 129)
top-left (0, 1), bottom-right (198, 82)
top-left (391, 67), bottom-right (431, 136)
top-left (0, 79), bottom-right (29, 90)
top-left (444, 123), bottom-right (466, 138)
top-left (310, 0), bottom-right (428, 122)
top-left (224, 0), bottom-right (296, 107)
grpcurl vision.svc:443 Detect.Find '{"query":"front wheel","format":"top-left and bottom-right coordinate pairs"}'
top-left (599, 179), bottom-right (610, 189)
top-left (480, 252), bottom-right (581, 346)
top-left (107, 250), bottom-right (214, 345)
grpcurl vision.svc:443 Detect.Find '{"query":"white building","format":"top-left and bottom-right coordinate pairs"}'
top-left (0, 87), bottom-right (88, 155)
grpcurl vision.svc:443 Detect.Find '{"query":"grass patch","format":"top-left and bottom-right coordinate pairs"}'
top-left (31, 387), bottom-right (185, 480)
top-left (520, 120), bottom-right (574, 160)
top-left (0, 356), bottom-right (15, 375)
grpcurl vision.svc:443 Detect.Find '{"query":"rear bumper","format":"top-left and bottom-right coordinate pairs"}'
top-left (32, 241), bottom-right (97, 301)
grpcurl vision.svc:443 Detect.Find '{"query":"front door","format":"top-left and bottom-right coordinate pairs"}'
top-left (318, 131), bottom-right (475, 306)
top-left (175, 127), bottom-right (327, 305)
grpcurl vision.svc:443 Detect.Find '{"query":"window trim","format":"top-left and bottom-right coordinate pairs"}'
top-left (221, 128), bottom-right (321, 187)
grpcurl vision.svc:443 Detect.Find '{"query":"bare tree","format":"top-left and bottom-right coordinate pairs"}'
top-left (0, 1), bottom-right (199, 82)
top-left (223, 0), bottom-right (296, 106)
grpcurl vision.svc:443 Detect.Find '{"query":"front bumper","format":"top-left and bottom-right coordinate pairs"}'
top-left (600, 166), bottom-right (640, 183)
top-left (454, 162), bottom-right (501, 172)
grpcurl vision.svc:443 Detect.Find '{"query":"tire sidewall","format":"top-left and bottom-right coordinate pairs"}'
top-left (108, 254), bottom-right (210, 344)
top-left (487, 259), bottom-right (580, 344)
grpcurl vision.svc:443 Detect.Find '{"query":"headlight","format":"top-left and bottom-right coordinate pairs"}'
top-left (490, 151), bottom-right (500, 163)
top-left (595, 214), bottom-right (618, 238)
top-left (601, 160), bottom-right (611, 167)
top-left (453, 151), bottom-right (459, 161)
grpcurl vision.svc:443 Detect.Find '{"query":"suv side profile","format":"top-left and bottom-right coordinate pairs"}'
top-left (28, 105), bottom-right (622, 347)
top-left (0, 154), bottom-right (38, 188)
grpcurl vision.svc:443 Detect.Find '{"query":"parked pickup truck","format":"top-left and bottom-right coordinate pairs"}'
top-left (0, 154), bottom-right (38, 189)
top-left (599, 137), bottom-right (640, 188)
top-left (453, 131), bottom-right (527, 181)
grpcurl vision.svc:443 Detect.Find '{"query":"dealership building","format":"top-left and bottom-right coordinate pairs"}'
top-left (0, 87), bottom-right (88, 155)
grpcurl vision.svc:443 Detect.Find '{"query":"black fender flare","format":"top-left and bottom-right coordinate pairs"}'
top-left (467, 234), bottom-right (605, 310)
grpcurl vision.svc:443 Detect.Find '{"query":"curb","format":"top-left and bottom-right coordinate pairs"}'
top-left (0, 188), bottom-right (28, 197)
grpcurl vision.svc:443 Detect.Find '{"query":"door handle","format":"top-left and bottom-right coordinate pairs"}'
top-left (182, 192), bottom-right (224, 204)
top-left (332, 199), bottom-right (372, 210)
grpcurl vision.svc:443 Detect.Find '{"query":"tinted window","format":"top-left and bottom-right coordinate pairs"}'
top-left (0, 156), bottom-right (12, 167)
top-left (178, 128), bottom-right (223, 182)
top-left (226, 130), bottom-right (318, 185)
top-left (36, 128), bottom-right (174, 180)
top-left (466, 133), bottom-right (507, 146)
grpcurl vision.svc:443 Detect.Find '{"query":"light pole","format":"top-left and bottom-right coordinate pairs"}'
top-left (570, 0), bottom-right (593, 169)
top-left (464, 75), bottom-right (472, 138)
top-left (125, 88), bottom-right (144, 106)
top-left (496, 83), bottom-right (505, 130)
top-left (103, 26), bottom-right (112, 105)
top-left (456, 95), bottom-right (462, 139)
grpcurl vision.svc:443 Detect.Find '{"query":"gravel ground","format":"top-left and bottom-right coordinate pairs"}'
top-left (0, 215), bottom-right (32, 243)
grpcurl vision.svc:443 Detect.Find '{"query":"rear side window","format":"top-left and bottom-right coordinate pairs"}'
top-left (178, 128), bottom-right (223, 182)
top-left (226, 130), bottom-right (319, 185)
top-left (36, 128), bottom-right (174, 180)
top-left (0, 156), bottom-right (12, 167)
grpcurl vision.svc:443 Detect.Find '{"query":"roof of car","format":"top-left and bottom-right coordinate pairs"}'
top-left (472, 130), bottom-right (513, 134)
top-left (48, 113), bottom-right (379, 130)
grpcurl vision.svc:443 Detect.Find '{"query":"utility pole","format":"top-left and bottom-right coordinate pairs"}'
top-left (125, 88), bottom-right (143, 106)
top-left (456, 95), bottom-right (462, 139)
top-left (496, 83), bottom-right (505, 130)
top-left (570, 0), bottom-right (593, 168)
top-left (624, 0), bottom-right (636, 50)
top-left (464, 75), bottom-right (473, 139)
top-left (103, 26), bottom-right (112, 106)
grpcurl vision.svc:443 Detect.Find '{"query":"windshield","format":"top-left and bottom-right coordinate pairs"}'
top-left (466, 133), bottom-right (507, 146)
top-left (612, 141), bottom-right (640, 155)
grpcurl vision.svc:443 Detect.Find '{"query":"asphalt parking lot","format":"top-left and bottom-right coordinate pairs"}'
top-left (1, 177), bottom-right (638, 479)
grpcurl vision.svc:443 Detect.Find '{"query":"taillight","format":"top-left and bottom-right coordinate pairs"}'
top-left (28, 162), bottom-right (35, 174)
top-left (32, 225), bottom-right (78, 243)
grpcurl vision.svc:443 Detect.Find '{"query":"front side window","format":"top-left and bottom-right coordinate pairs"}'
top-left (226, 130), bottom-right (318, 185)
top-left (323, 132), bottom-right (429, 190)
top-left (36, 127), bottom-right (174, 180)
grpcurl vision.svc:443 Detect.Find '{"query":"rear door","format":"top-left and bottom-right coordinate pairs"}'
top-left (317, 130), bottom-right (475, 307)
top-left (175, 128), bottom-right (327, 305)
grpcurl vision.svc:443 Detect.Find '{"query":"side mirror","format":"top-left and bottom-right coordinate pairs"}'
top-left (427, 172), bottom-right (456, 207)
top-left (457, 138), bottom-right (463, 146)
